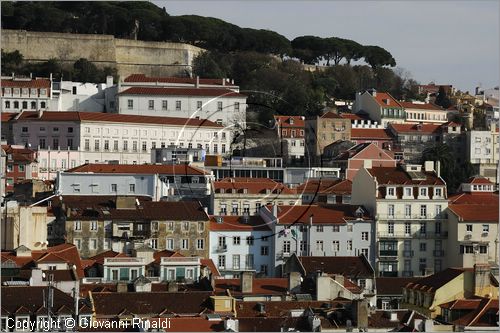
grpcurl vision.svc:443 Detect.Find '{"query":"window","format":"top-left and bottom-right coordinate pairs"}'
top-left (435, 222), bottom-right (441, 235)
top-left (74, 221), bottom-right (82, 231)
top-left (420, 243), bottom-right (426, 252)
top-left (104, 140), bottom-right (109, 151)
top-left (5, 101), bottom-right (10, 109)
top-left (388, 204), bottom-right (395, 218)
top-left (316, 226), bottom-right (324, 232)
top-left (255, 202), bottom-right (262, 213)
top-left (405, 222), bottom-right (411, 235)
top-left (420, 222), bottom-right (427, 235)
top-left (196, 239), bottom-right (204, 250)
top-left (466, 224), bottom-right (473, 232)
top-left (123, 141), bottom-right (128, 151)
top-left (483, 224), bottom-right (490, 233)
top-left (39, 138), bottom-right (46, 149)
top-left (347, 224), bottom-right (353, 232)
top-left (300, 241), bottom-right (308, 252)
top-left (387, 187), bottom-right (395, 196)
top-left (113, 140), bottom-right (119, 151)
top-left (142, 141), bottom-right (147, 152)
top-left (361, 248), bottom-right (369, 257)
top-left (90, 239), bottom-right (97, 250)
top-left (13, 101), bottom-right (19, 109)
top-left (175, 100), bottom-right (181, 110)
top-left (479, 245), bottom-right (487, 254)
top-left (435, 205), bottom-right (442, 217)
top-left (18, 164), bottom-right (25, 172)
top-left (420, 187), bottom-right (427, 197)
top-left (91, 221), bottom-right (97, 231)
top-left (361, 232), bottom-right (369, 241)
top-left (283, 240), bottom-right (291, 253)
top-left (218, 255), bottom-right (226, 269)
top-left (246, 236), bottom-right (254, 245)
top-left (181, 239), bottom-right (189, 250)
top-left (198, 221), bottom-right (204, 232)
top-left (245, 254), bottom-right (253, 269)
top-left (405, 204), bottom-right (412, 218)
top-left (333, 225), bottom-right (340, 232)
top-left (233, 236), bottom-right (241, 245)
top-left (388, 222), bottom-right (394, 235)
top-left (197, 101), bottom-right (202, 110)
top-left (435, 188), bottom-right (442, 197)
top-left (420, 205), bottom-right (427, 217)
top-left (133, 141), bottom-right (138, 152)
top-left (74, 239), bottom-right (81, 250)
top-left (22, 101), bottom-right (28, 109)
top-left (129, 184), bottom-right (135, 193)
top-left (150, 239), bottom-right (158, 249)
top-left (94, 140), bottom-right (100, 151)
top-left (232, 255), bottom-right (240, 269)
top-left (166, 238), bottom-right (174, 250)
top-left (347, 240), bottom-right (353, 251)
top-left (162, 100), bottom-right (168, 110)
top-left (217, 101), bottom-right (223, 111)
top-left (127, 99), bottom-right (133, 109)
top-left (332, 240), bottom-right (340, 252)
top-left (183, 222), bottom-right (189, 231)
top-left (148, 100), bottom-right (154, 110)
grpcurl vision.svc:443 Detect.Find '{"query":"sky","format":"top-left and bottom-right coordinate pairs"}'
top-left (155, 0), bottom-right (500, 94)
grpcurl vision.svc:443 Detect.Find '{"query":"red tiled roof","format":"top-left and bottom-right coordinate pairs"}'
top-left (1, 78), bottom-right (50, 89)
top-left (269, 204), bottom-right (370, 225)
top-left (89, 251), bottom-right (128, 265)
top-left (405, 268), bottom-right (467, 292)
top-left (440, 298), bottom-right (485, 310)
top-left (124, 74), bottom-right (236, 87)
top-left (389, 123), bottom-right (442, 134)
top-left (200, 259), bottom-right (221, 277)
top-left (351, 128), bottom-right (394, 140)
top-left (235, 300), bottom-right (348, 317)
top-left (339, 113), bottom-right (366, 120)
top-left (214, 278), bottom-right (288, 295)
top-left (367, 166), bottom-right (445, 185)
top-left (16, 111), bottom-right (223, 128)
top-left (375, 277), bottom-right (420, 295)
top-left (209, 215), bottom-right (271, 231)
top-left (320, 111), bottom-right (343, 119)
top-left (274, 115), bottom-right (305, 128)
top-left (467, 176), bottom-right (494, 185)
top-left (119, 86), bottom-right (245, 98)
top-left (66, 163), bottom-right (210, 175)
top-left (167, 317), bottom-right (224, 332)
top-left (448, 192), bottom-right (499, 205)
top-left (36, 252), bottom-right (67, 263)
top-left (372, 92), bottom-right (402, 108)
top-left (296, 178), bottom-right (343, 194)
top-left (399, 102), bottom-right (444, 111)
top-left (214, 178), bottom-right (297, 195)
top-left (1, 112), bottom-right (18, 122)
top-left (152, 250), bottom-right (182, 265)
top-left (450, 298), bottom-right (499, 327)
top-left (448, 204), bottom-right (499, 222)
top-left (2, 145), bottom-right (37, 163)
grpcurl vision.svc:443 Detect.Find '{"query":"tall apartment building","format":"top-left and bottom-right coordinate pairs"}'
top-left (466, 124), bottom-right (499, 184)
top-left (353, 90), bottom-right (405, 128)
top-left (447, 177), bottom-right (499, 269)
top-left (305, 111), bottom-right (351, 158)
top-left (260, 204), bottom-right (374, 276)
top-left (9, 111), bottom-right (230, 179)
top-left (116, 74), bottom-right (247, 127)
top-left (352, 162), bottom-right (448, 277)
top-left (274, 115), bottom-right (306, 162)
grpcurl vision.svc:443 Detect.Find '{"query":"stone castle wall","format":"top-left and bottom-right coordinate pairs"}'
top-left (1, 29), bottom-right (205, 78)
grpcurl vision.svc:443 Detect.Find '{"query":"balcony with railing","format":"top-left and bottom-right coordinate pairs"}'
top-left (104, 257), bottom-right (145, 267)
top-left (377, 231), bottom-right (448, 239)
top-left (277, 251), bottom-right (291, 259)
top-left (214, 245), bottom-right (227, 253)
top-left (379, 250), bottom-right (398, 257)
top-left (161, 257), bottom-right (201, 266)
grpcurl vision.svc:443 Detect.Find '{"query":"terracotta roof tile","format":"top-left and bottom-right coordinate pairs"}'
top-left (209, 215), bottom-right (271, 231)
top-left (405, 268), bottom-right (466, 292)
top-left (399, 102), bottom-right (444, 111)
top-left (320, 111), bottom-right (343, 119)
top-left (214, 178), bottom-right (297, 195)
top-left (372, 92), bottom-right (403, 108)
top-left (1, 78), bottom-right (50, 89)
top-left (448, 204), bottom-right (498, 222)
top-left (367, 166), bottom-right (444, 185)
top-left (235, 300), bottom-right (347, 317)
top-left (124, 74), bottom-right (236, 87)
top-left (66, 163), bottom-right (210, 175)
top-left (268, 204), bottom-right (371, 225)
top-left (1, 112), bottom-right (18, 122)
top-left (467, 176), bottom-right (494, 185)
top-left (375, 277), bottom-right (420, 295)
top-left (119, 86), bottom-right (245, 97)
top-left (274, 115), bottom-right (305, 128)
top-left (16, 111), bottom-right (223, 128)
top-left (351, 128), bottom-right (394, 140)
top-left (389, 123), bottom-right (442, 134)
top-left (214, 278), bottom-right (288, 295)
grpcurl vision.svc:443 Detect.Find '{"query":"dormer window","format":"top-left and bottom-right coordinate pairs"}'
top-left (290, 118), bottom-right (294, 125)
top-left (404, 187), bottom-right (413, 198)
top-left (419, 188), bottom-right (427, 197)
top-left (387, 187), bottom-right (395, 197)
top-left (434, 187), bottom-right (442, 197)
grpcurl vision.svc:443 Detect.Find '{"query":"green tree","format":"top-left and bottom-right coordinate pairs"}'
top-left (434, 86), bottom-right (452, 109)
top-left (363, 45), bottom-right (396, 69)
top-left (73, 58), bottom-right (100, 83)
top-left (291, 36), bottom-right (325, 64)
top-left (1, 49), bottom-right (23, 74)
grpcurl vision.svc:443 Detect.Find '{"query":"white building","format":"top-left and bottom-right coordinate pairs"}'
top-left (351, 162), bottom-right (449, 278)
top-left (466, 124), bottom-right (499, 184)
top-left (1, 76), bottom-right (52, 112)
top-left (353, 90), bottom-right (405, 128)
top-left (260, 204), bottom-right (375, 277)
top-left (11, 110), bottom-right (231, 178)
top-left (115, 74), bottom-right (247, 127)
top-left (400, 101), bottom-right (456, 124)
top-left (209, 215), bottom-right (274, 278)
top-left (56, 171), bottom-right (171, 200)
top-left (274, 116), bottom-right (306, 161)
top-left (50, 80), bottom-right (111, 112)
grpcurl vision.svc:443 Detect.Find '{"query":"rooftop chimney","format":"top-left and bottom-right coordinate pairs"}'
top-left (424, 161), bottom-right (434, 172)
top-left (222, 78), bottom-right (226, 86)
top-left (240, 271), bottom-right (253, 293)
